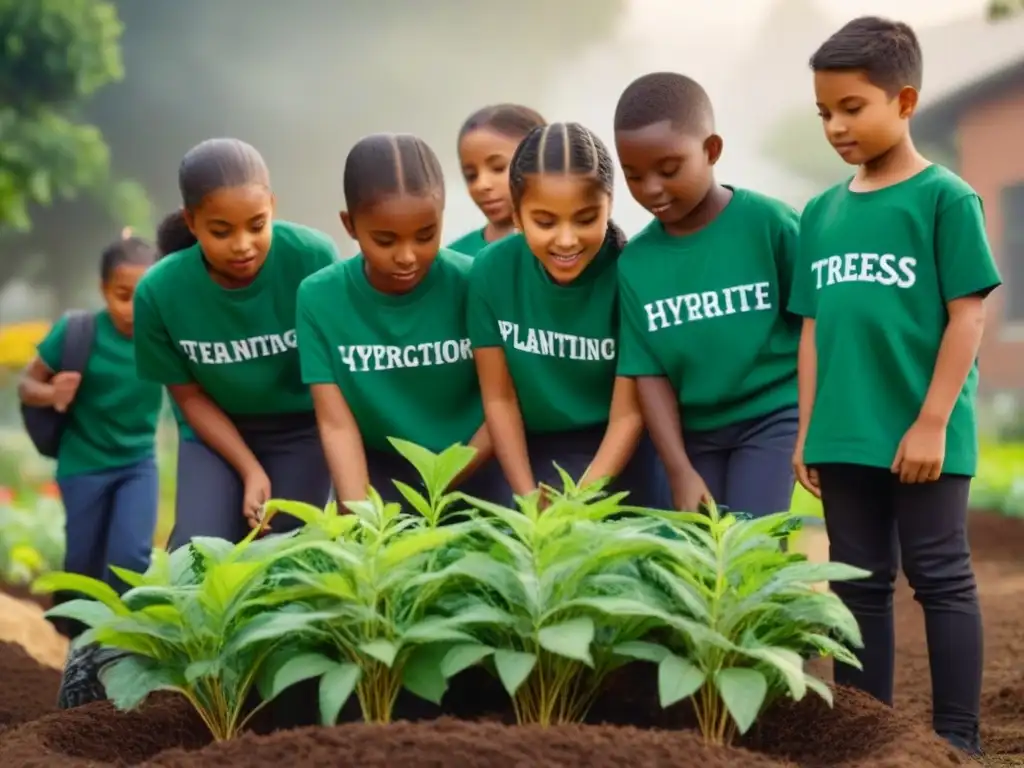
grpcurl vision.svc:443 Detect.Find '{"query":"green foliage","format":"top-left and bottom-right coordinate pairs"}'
top-left (442, 482), bottom-right (670, 725)
top-left (0, 494), bottom-right (64, 584)
top-left (620, 500), bottom-right (869, 745)
top-left (31, 439), bottom-right (870, 741)
top-left (0, 0), bottom-right (149, 237)
top-left (388, 438), bottom-right (478, 526)
top-left (988, 0), bottom-right (1024, 21)
top-left (34, 521), bottom-right (332, 741)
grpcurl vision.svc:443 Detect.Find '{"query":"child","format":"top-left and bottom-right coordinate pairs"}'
top-left (792, 17), bottom-right (1001, 756)
top-left (296, 133), bottom-right (506, 505)
top-left (447, 104), bottom-right (546, 256)
top-left (613, 72), bottom-right (801, 518)
top-left (468, 122), bottom-right (669, 507)
top-left (19, 235), bottom-right (162, 603)
top-left (133, 138), bottom-right (338, 549)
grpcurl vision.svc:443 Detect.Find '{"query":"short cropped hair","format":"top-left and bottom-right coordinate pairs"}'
top-left (613, 72), bottom-right (714, 136)
top-left (810, 16), bottom-right (923, 94)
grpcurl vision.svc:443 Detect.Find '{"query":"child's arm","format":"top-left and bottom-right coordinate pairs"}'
top-left (636, 376), bottom-right (710, 511)
top-left (580, 376), bottom-right (644, 488)
top-left (169, 384), bottom-right (270, 528)
top-left (18, 358), bottom-right (70, 409)
top-left (474, 348), bottom-right (536, 497)
top-left (310, 384), bottom-right (370, 506)
top-left (19, 316), bottom-right (79, 411)
top-left (450, 423), bottom-right (494, 491)
top-left (892, 297), bottom-right (986, 483)
top-left (794, 318), bottom-right (820, 497)
top-left (893, 192), bottom-right (1002, 484)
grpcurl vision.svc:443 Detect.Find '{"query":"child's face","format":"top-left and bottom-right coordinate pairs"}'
top-left (515, 175), bottom-right (610, 285)
top-left (184, 184), bottom-right (275, 287)
top-left (814, 70), bottom-right (916, 166)
top-left (342, 193), bottom-right (443, 294)
top-left (458, 128), bottom-right (519, 226)
top-left (616, 121), bottom-right (716, 226)
top-left (102, 263), bottom-right (149, 336)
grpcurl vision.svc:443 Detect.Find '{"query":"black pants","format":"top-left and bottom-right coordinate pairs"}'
top-left (168, 413), bottom-right (332, 550)
top-left (818, 463), bottom-right (982, 747)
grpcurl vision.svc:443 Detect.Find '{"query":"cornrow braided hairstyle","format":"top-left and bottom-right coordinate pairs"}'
top-left (509, 122), bottom-right (627, 253)
top-left (343, 133), bottom-right (445, 216)
top-left (458, 103), bottom-right (546, 142)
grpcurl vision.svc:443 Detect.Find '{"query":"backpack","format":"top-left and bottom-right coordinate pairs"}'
top-left (21, 310), bottom-right (97, 459)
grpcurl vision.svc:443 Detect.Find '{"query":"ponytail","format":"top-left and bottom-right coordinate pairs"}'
top-left (606, 220), bottom-right (628, 256)
top-left (156, 210), bottom-right (197, 258)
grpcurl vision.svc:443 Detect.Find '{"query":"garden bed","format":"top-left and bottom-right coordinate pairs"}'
top-left (0, 511), bottom-right (1021, 766)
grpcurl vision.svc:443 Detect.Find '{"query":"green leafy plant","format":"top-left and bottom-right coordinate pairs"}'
top-left (440, 479), bottom-right (670, 725)
top-left (34, 519), bottom-right (333, 741)
top-left (618, 500), bottom-right (870, 746)
top-left (388, 438), bottom-right (478, 526)
top-left (0, 494), bottom-right (64, 584)
top-left (269, 489), bottom-right (502, 724)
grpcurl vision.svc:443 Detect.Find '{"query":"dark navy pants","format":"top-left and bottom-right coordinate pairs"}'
top-left (683, 405), bottom-right (798, 517)
top-left (817, 463), bottom-right (982, 750)
top-left (361, 447), bottom-right (510, 508)
top-left (168, 413), bottom-right (331, 550)
top-left (57, 457), bottom-right (158, 591)
top-left (521, 425), bottom-right (672, 509)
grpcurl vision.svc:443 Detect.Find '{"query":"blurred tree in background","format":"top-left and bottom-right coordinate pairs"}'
top-left (0, 0), bottom-right (151, 299)
top-left (988, 0), bottom-right (1024, 20)
top-left (1, 0), bottom-right (625, 314)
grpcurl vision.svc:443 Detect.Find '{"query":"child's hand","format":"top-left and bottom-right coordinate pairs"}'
top-left (792, 441), bottom-right (820, 498)
top-left (51, 372), bottom-right (82, 412)
top-left (242, 467), bottom-right (273, 532)
top-left (671, 466), bottom-right (712, 512)
top-left (892, 417), bottom-right (946, 484)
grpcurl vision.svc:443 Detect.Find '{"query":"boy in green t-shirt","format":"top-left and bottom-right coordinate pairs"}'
top-left (447, 104), bottom-right (546, 256)
top-left (134, 138), bottom-right (337, 549)
top-left (613, 72), bottom-right (801, 519)
top-left (297, 132), bottom-right (506, 506)
top-left (791, 17), bottom-right (1002, 756)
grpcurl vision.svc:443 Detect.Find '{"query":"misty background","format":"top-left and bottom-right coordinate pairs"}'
top-left (1, 0), bottom-right (1022, 321)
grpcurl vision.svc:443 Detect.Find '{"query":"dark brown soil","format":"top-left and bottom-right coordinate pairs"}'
top-left (0, 511), bottom-right (1021, 767)
top-left (0, 642), bottom-right (60, 734)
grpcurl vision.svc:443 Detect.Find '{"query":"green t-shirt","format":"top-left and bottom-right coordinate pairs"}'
top-left (133, 220), bottom-right (338, 419)
top-left (447, 227), bottom-right (489, 257)
top-left (790, 165), bottom-right (1002, 476)
top-left (297, 249), bottom-right (482, 454)
top-left (467, 233), bottom-right (618, 433)
top-left (617, 189), bottom-right (801, 431)
top-left (38, 310), bottom-right (163, 478)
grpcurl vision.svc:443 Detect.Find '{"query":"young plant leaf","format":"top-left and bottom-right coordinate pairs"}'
top-left (658, 654), bottom-right (705, 708)
top-left (493, 649), bottom-right (537, 696)
top-left (319, 662), bottom-right (362, 725)
top-left (716, 667), bottom-right (768, 734)
top-left (260, 651), bottom-right (337, 700)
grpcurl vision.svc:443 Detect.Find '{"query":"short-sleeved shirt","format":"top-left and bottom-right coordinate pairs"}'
top-left (467, 233), bottom-right (619, 433)
top-left (447, 228), bottom-right (490, 257)
top-left (617, 188), bottom-right (800, 431)
top-left (789, 165), bottom-right (1002, 476)
top-left (37, 310), bottom-right (163, 478)
top-left (133, 220), bottom-right (338, 425)
top-left (296, 249), bottom-right (483, 454)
